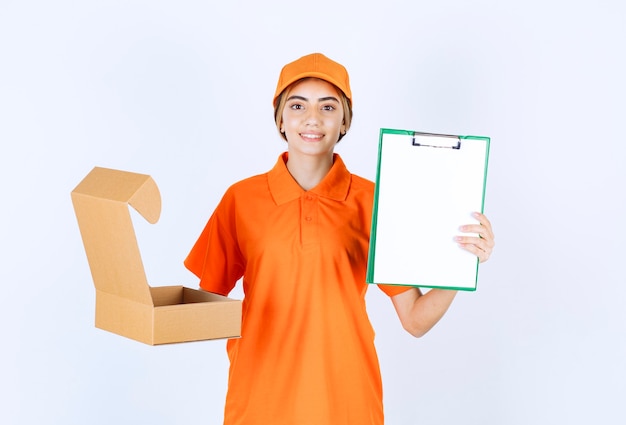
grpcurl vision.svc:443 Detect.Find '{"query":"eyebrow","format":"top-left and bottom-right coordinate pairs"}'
top-left (286, 95), bottom-right (340, 103)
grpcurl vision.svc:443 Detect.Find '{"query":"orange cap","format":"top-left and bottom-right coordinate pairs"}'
top-left (273, 53), bottom-right (352, 107)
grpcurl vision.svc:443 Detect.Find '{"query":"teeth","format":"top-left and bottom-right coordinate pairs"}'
top-left (301, 133), bottom-right (322, 140)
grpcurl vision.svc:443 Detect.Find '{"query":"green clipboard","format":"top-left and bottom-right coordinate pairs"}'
top-left (366, 128), bottom-right (490, 291)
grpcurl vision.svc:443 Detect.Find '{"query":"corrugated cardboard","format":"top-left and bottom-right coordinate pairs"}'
top-left (71, 166), bottom-right (241, 345)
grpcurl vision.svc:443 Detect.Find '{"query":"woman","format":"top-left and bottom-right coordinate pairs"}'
top-left (185, 52), bottom-right (495, 425)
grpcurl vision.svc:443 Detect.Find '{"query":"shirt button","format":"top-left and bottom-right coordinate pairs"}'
top-left (305, 216), bottom-right (312, 221)
top-left (305, 195), bottom-right (313, 200)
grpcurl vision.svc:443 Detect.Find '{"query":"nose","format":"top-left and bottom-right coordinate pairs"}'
top-left (304, 108), bottom-right (321, 126)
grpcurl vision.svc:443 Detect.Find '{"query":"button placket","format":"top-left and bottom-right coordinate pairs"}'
top-left (301, 193), bottom-right (318, 245)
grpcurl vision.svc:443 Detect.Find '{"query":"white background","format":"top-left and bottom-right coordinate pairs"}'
top-left (1, 1), bottom-right (624, 424)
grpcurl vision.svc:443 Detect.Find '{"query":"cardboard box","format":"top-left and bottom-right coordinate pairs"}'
top-left (71, 166), bottom-right (242, 345)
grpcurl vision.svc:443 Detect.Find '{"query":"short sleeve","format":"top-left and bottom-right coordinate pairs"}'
top-left (376, 283), bottom-right (413, 297)
top-left (184, 189), bottom-right (244, 296)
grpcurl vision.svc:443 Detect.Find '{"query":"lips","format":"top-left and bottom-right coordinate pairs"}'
top-left (300, 133), bottom-right (323, 141)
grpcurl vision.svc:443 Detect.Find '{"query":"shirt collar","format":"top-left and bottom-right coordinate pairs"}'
top-left (268, 152), bottom-right (352, 205)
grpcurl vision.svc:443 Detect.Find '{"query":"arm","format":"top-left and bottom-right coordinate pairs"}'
top-left (391, 212), bottom-right (495, 337)
top-left (391, 287), bottom-right (458, 338)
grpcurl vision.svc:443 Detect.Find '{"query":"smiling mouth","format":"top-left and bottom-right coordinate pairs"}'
top-left (300, 133), bottom-right (323, 141)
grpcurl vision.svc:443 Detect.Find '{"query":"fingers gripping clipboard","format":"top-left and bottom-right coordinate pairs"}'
top-left (366, 129), bottom-right (490, 291)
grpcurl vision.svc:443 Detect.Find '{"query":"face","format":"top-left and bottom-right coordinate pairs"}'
top-left (280, 78), bottom-right (346, 159)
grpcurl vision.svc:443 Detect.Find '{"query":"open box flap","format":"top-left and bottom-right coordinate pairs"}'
top-left (71, 167), bottom-right (161, 305)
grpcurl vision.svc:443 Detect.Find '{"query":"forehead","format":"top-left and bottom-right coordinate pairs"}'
top-left (287, 78), bottom-right (342, 99)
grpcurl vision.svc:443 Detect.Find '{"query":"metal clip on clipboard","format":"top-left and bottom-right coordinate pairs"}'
top-left (411, 132), bottom-right (461, 149)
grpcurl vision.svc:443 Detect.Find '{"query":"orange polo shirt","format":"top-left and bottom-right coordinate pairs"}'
top-left (185, 153), bottom-right (410, 425)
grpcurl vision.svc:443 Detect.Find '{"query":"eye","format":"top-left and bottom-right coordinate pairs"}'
top-left (321, 104), bottom-right (336, 111)
top-left (289, 103), bottom-right (304, 110)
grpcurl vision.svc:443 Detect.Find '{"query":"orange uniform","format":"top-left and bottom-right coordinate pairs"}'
top-left (185, 152), bottom-right (410, 425)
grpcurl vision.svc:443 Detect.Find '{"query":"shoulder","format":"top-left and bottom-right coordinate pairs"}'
top-left (351, 173), bottom-right (374, 189)
top-left (217, 172), bottom-right (270, 207)
top-left (345, 173), bottom-right (375, 209)
top-left (350, 173), bottom-right (374, 194)
top-left (228, 172), bottom-right (268, 192)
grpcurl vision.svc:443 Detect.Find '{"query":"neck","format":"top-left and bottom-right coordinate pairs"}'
top-left (285, 151), bottom-right (334, 191)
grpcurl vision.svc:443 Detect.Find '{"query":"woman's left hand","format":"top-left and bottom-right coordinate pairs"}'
top-left (455, 212), bottom-right (495, 263)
